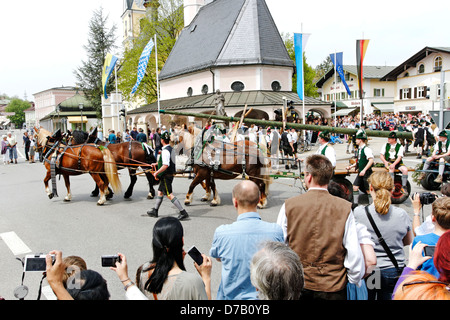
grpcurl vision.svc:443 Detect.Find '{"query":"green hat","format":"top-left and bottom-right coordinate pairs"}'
top-left (355, 130), bottom-right (367, 140)
top-left (439, 130), bottom-right (448, 138)
top-left (388, 131), bottom-right (397, 139)
top-left (319, 130), bottom-right (330, 141)
top-left (161, 131), bottom-right (170, 141)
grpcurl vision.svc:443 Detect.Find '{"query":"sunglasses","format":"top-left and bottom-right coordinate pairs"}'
top-left (402, 280), bottom-right (450, 292)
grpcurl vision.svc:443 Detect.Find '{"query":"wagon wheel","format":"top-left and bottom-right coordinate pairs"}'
top-left (391, 175), bottom-right (411, 204)
top-left (420, 172), bottom-right (441, 191)
top-left (332, 177), bottom-right (354, 203)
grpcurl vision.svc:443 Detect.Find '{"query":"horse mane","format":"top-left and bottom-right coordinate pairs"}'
top-left (71, 130), bottom-right (89, 144)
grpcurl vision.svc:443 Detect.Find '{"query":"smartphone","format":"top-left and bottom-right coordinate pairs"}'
top-left (424, 246), bottom-right (436, 257)
top-left (187, 246), bottom-right (204, 265)
top-left (101, 255), bottom-right (121, 267)
top-left (24, 254), bottom-right (55, 272)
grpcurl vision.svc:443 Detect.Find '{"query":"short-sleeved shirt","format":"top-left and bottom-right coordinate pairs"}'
top-left (380, 143), bottom-right (404, 161)
top-left (210, 212), bottom-right (284, 300)
top-left (354, 204), bottom-right (412, 269)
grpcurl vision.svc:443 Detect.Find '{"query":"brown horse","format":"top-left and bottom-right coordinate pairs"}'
top-left (184, 138), bottom-right (272, 209)
top-left (68, 130), bottom-right (157, 199)
top-left (35, 127), bottom-right (122, 205)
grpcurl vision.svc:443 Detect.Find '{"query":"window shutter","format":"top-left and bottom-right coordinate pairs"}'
top-left (414, 87), bottom-right (417, 99)
top-left (399, 89), bottom-right (402, 100)
top-left (408, 89), bottom-right (411, 99)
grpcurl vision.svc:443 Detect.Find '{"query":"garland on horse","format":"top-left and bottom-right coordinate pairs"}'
top-left (67, 128), bottom-right (158, 200)
top-left (34, 127), bottom-right (122, 205)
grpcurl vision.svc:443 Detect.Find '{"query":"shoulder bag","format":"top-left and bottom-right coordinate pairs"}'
top-left (364, 205), bottom-right (402, 273)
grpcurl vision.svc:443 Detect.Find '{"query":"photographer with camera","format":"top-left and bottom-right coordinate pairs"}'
top-left (411, 196), bottom-right (450, 279)
top-left (110, 216), bottom-right (212, 300)
top-left (393, 231), bottom-right (450, 300)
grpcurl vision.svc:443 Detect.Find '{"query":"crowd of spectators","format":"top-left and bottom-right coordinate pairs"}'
top-left (36, 154), bottom-right (449, 301)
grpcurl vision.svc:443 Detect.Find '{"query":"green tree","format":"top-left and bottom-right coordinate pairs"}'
top-left (315, 56), bottom-right (333, 82)
top-left (5, 98), bottom-right (30, 128)
top-left (118, 0), bottom-right (184, 104)
top-left (282, 32), bottom-right (319, 98)
top-left (74, 7), bottom-right (117, 118)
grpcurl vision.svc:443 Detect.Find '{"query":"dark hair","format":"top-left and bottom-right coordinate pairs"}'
top-left (145, 217), bottom-right (185, 294)
top-left (305, 155), bottom-right (333, 186)
top-left (66, 270), bottom-right (110, 300)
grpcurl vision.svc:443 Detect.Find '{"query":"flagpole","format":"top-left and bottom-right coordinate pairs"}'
top-left (155, 34), bottom-right (161, 128)
top-left (301, 24), bottom-right (306, 143)
top-left (115, 63), bottom-right (120, 133)
top-left (334, 50), bottom-right (337, 128)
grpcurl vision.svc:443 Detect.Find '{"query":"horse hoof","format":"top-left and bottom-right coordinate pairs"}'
top-left (97, 201), bottom-right (104, 206)
top-left (184, 201), bottom-right (191, 205)
top-left (210, 202), bottom-right (218, 207)
top-left (200, 198), bottom-right (208, 202)
top-left (48, 193), bottom-right (54, 199)
top-left (64, 198), bottom-right (71, 202)
top-left (147, 194), bottom-right (154, 200)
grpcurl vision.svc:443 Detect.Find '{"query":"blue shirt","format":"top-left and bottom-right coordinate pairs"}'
top-left (108, 133), bottom-right (116, 144)
top-left (412, 233), bottom-right (441, 279)
top-left (210, 212), bottom-right (284, 300)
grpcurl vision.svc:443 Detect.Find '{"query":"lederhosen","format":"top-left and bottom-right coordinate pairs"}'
top-left (385, 143), bottom-right (404, 169)
top-left (157, 145), bottom-right (176, 195)
top-left (281, 132), bottom-right (292, 156)
top-left (354, 146), bottom-right (372, 193)
top-left (436, 139), bottom-right (450, 163)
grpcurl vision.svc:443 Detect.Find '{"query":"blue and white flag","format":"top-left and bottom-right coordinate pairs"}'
top-left (294, 33), bottom-right (310, 101)
top-left (131, 38), bottom-right (155, 95)
top-left (330, 52), bottom-right (351, 96)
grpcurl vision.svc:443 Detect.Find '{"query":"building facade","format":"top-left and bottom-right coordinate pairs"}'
top-left (380, 47), bottom-right (450, 115)
top-left (125, 0), bottom-right (330, 132)
top-left (316, 65), bottom-right (396, 117)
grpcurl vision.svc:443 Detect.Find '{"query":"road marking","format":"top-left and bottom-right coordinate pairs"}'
top-left (0, 231), bottom-right (32, 256)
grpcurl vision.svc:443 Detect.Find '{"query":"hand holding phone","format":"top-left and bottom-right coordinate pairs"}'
top-left (187, 246), bottom-right (204, 265)
top-left (424, 245), bottom-right (435, 257)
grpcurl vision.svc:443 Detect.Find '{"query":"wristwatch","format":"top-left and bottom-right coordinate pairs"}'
top-left (124, 281), bottom-right (135, 291)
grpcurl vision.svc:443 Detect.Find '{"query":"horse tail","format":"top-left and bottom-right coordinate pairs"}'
top-left (101, 148), bottom-right (122, 194)
top-left (257, 141), bottom-right (272, 195)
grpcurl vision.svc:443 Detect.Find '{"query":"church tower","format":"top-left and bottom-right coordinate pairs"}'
top-left (122, 0), bottom-right (146, 49)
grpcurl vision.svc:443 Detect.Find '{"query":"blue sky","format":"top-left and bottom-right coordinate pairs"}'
top-left (1, 0), bottom-right (449, 100)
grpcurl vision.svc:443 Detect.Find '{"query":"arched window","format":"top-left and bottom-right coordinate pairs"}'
top-left (231, 81), bottom-right (245, 92)
top-left (187, 87), bottom-right (193, 97)
top-left (418, 64), bottom-right (425, 74)
top-left (435, 56), bottom-right (443, 72)
top-left (201, 85), bottom-right (208, 95)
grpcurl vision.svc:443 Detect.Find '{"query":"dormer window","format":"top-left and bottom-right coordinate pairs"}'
top-left (418, 64), bottom-right (425, 74)
top-left (435, 56), bottom-right (443, 72)
top-left (271, 81), bottom-right (281, 92)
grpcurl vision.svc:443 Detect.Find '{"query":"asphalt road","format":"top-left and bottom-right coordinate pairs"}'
top-left (0, 131), bottom-right (438, 300)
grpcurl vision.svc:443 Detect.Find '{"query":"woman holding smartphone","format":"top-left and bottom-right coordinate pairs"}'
top-left (111, 216), bottom-right (213, 300)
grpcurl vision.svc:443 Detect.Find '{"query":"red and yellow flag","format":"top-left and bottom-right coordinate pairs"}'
top-left (356, 39), bottom-right (369, 99)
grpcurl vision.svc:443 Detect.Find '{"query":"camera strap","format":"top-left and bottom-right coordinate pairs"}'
top-left (364, 205), bottom-right (402, 273)
top-left (15, 257), bottom-right (46, 300)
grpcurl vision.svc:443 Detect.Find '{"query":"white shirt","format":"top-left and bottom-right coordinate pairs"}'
top-left (316, 143), bottom-right (336, 167)
top-left (276, 188), bottom-right (366, 285)
top-left (380, 143), bottom-right (404, 160)
top-left (290, 131), bottom-right (298, 143)
top-left (160, 145), bottom-right (171, 166)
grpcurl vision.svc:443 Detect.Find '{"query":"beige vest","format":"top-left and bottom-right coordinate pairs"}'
top-left (285, 189), bottom-right (351, 292)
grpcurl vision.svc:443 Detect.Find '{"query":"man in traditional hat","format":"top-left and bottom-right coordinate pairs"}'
top-left (147, 131), bottom-right (189, 221)
top-left (346, 130), bottom-right (374, 203)
top-left (315, 130), bottom-right (336, 167)
top-left (380, 131), bottom-right (409, 191)
top-left (420, 130), bottom-right (450, 184)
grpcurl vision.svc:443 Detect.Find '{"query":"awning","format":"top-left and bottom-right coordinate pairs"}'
top-left (67, 116), bottom-right (88, 123)
top-left (332, 108), bottom-right (357, 116)
top-left (373, 104), bottom-right (394, 113)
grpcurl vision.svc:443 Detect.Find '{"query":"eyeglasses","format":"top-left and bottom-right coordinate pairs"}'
top-left (402, 280), bottom-right (450, 292)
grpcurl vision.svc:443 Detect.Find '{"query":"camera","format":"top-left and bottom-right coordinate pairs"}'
top-left (416, 192), bottom-right (438, 205)
top-left (101, 255), bottom-right (121, 267)
top-left (23, 254), bottom-right (55, 272)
